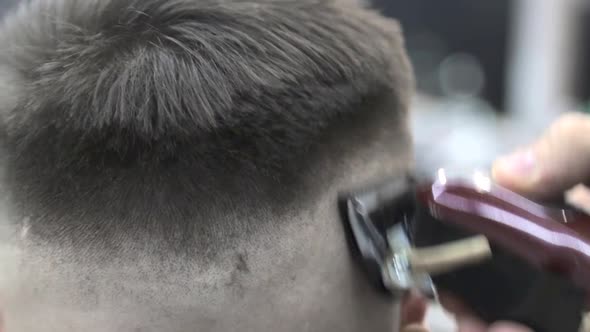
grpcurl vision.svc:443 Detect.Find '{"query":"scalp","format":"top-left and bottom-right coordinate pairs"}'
top-left (0, 0), bottom-right (413, 257)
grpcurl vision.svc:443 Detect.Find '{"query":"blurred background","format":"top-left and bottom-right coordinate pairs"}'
top-left (373, 0), bottom-right (590, 178)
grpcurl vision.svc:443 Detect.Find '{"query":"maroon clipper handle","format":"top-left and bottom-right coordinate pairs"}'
top-left (415, 177), bottom-right (590, 294)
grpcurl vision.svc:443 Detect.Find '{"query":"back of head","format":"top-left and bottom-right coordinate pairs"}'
top-left (0, 0), bottom-right (414, 331)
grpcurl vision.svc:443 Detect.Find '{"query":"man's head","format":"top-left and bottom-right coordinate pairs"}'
top-left (0, 0), bottom-right (414, 331)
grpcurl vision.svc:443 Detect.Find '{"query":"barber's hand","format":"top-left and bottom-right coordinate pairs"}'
top-left (493, 112), bottom-right (590, 200)
top-left (402, 112), bottom-right (590, 332)
top-left (401, 292), bottom-right (428, 331)
top-left (436, 292), bottom-right (532, 332)
top-left (400, 291), bottom-right (532, 332)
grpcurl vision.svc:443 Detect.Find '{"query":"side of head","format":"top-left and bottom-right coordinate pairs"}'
top-left (0, 0), bottom-right (414, 331)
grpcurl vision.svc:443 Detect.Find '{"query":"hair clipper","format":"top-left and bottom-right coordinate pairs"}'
top-left (339, 169), bottom-right (590, 332)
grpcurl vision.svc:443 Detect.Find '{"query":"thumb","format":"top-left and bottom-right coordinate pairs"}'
top-left (492, 112), bottom-right (590, 199)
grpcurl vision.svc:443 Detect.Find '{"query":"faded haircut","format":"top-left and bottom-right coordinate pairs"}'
top-left (0, 0), bottom-right (413, 261)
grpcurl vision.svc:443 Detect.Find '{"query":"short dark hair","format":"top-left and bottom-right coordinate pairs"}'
top-left (0, 0), bottom-right (413, 259)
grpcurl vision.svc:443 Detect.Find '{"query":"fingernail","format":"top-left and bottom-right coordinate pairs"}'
top-left (495, 148), bottom-right (536, 177)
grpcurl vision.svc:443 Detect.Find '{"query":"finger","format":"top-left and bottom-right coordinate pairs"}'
top-left (438, 291), bottom-right (477, 317)
top-left (437, 292), bottom-right (488, 332)
top-left (401, 291), bottom-right (428, 326)
top-left (438, 294), bottom-right (532, 332)
top-left (493, 112), bottom-right (590, 199)
top-left (401, 324), bottom-right (430, 332)
top-left (456, 316), bottom-right (488, 332)
top-left (487, 321), bottom-right (534, 332)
